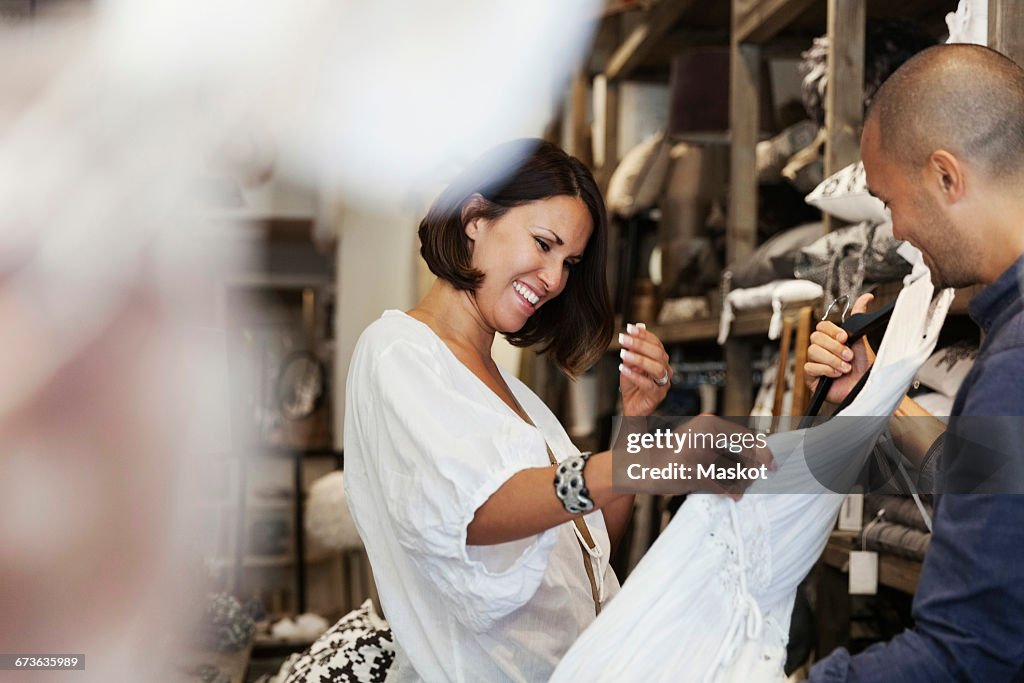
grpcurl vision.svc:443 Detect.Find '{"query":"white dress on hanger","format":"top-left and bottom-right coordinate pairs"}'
top-left (552, 248), bottom-right (953, 683)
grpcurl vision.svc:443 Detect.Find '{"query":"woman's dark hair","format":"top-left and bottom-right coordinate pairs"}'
top-left (418, 138), bottom-right (612, 376)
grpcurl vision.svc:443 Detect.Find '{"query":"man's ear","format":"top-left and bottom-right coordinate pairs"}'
top-left (462, 194), bottom-right (488, 240)
top-left (927, 150), bottom-right (966, 204)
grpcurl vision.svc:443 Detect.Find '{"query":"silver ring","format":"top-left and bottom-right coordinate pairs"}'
top-left (654, 369), bottom-right (669, 387)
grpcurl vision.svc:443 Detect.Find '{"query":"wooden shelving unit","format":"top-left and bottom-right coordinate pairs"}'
top-left (590, 0), bottom-right (1015, 416)
top-left (564, 0), bottom-right (1024, 659)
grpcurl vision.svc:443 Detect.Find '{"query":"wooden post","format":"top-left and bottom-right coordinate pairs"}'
top-left (569, 68), bottom-right (592, 167)
top-left (598, 76), bottom-right (620, 192)
top-left (989, 0), bottom-right (1024, 65)
top-left (724, 339), bottom-right (753, 416)
top-left (773, 317), bottom-right (794, 419)
top-left (600, 76), bottom-right (621, 320)
top-left (728, 37), bottom-right (760, 265)
top-left (824, 0), bottom-right (865, 232)
top-left (791, 305), bottom-right (813, 415)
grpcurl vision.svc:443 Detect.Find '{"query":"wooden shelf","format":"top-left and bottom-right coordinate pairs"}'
top-left (655, 309), bottom-right (775, 344)
top-left (608, 280), bottom-right (980, 354)
top-left (820, 530), bottom-right (922, 595)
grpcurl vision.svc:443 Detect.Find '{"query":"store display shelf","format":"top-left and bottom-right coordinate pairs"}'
top-left (657, 309), bottom-right (776, 344)
top-left (608, 310), bottom-right (771, 349)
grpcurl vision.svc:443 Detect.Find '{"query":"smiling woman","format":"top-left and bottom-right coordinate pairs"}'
top-left (416, 139), bottom-right (612, 375)
top-left (343, 139), bottom-right (772, 682)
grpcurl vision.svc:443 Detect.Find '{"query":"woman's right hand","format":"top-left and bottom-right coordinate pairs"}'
top-left (804, 293), bottom-right (876, 404)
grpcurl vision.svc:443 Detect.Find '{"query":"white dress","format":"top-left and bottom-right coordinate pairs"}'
top-left (552, 250), bottom-right (953, 682)
top-left (343, 310), bottom-right (620, 683)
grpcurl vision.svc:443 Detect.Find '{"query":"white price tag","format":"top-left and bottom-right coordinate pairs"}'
top-left (849, 550), bottom-right (878, 595)
top-left (837, 491), bottom-right (864, 531)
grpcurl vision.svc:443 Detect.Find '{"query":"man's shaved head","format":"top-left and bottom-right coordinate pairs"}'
top-left (867, 44), bottom-right (1024, 180)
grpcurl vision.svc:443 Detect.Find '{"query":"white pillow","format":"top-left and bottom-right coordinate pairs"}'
top-left (805, 161), bottom-right (889, 223)
top-left (916, 343), bottom-right (978, 398)
top-left (606, 131), bottom-right (670, 217)
top-left (280, 600), bottom-right (394, 683)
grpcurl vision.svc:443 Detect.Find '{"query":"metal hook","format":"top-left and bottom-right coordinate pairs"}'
top-left (822, 294), bottom-right (852, 323)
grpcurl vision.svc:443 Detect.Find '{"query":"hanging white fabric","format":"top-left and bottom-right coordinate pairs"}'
top-left (552, 249), bottom-right (953, 682)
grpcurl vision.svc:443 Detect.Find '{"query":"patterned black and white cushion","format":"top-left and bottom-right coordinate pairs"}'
top-left (282, 600), bottom-right (394, 683)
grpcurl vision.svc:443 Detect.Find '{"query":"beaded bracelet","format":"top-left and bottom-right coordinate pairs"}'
top-left (554, 451), bottom-right (595, 514)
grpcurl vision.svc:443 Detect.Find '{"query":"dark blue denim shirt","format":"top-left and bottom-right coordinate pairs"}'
top-left (810, 256), bottom-right (1024, 683)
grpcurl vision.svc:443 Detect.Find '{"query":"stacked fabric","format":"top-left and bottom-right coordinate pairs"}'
top-left (862, 495), bottom-right (933, 561)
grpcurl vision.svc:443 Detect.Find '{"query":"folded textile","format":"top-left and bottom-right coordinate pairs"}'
top-left (717, 279), bottom-right (824, 344)
top-left (793, 221), bottom-right (910, 304)
top-left (728, 222), bottom-right (827, 289)
top-left (866, 495), bottom-right (933, 533)
top-left (915, 342), bottom-right (978, 399)
top-left (862, 520), bottom-right (931, 561)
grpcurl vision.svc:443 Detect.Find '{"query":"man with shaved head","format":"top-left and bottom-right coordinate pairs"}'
top-left (806, 44), bottom-right (1024, 682)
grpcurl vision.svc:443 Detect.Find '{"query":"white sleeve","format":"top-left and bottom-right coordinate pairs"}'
top-left (365, 338), bottom-right (559, 631)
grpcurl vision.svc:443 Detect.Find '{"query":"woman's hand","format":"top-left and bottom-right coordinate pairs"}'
top-left (619, 322), bottom-right (672, 417)
top-left (804, 293), bottom-right (876, 404)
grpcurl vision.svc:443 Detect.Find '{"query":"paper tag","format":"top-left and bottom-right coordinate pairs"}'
top-left (837, 492), bottom-right (864, 531)
top-left (849, 550), bottom-right (878, 595)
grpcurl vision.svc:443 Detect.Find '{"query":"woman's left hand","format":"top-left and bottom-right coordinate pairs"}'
top-left (618, 322), bottom-right (672, 417)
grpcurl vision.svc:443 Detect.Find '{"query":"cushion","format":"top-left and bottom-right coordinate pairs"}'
top-left (281, 600), bottom-right (394, 683)
top-left (915, 342), bottom-right (978, 398)
top-left (306, 471), bottom-right (363, 551)
top-left (792, 221), bottom-right (911, 302)
top-left (728, 222), bottom-right (826, 289)
top-left (756, 120), bottom-right (820, 183)
top-left (805, 161), bottom-right (889, 223)
top-left (717, 279), bottom-right (824, 344)
top-left (606, 132), bottom-right (671, 217)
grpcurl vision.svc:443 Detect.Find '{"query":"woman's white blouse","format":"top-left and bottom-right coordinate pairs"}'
top-left (343, 310), bottom-right (619, 682)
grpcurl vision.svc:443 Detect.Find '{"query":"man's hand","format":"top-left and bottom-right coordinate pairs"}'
top-left (805, 293), bottom-right (876, 404)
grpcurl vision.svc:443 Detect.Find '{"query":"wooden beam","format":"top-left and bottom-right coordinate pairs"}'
top-left (598, 75), bottom-right (620, 312)
top-left (823, 0), bottom-right (864, 232)
top-left (727, 36), bottom-right (759, 265)
top-left (597, 76), bottom-right (620, 191)
top-left (724, 339), bottom-right (753, 415)
top-left (824, 0), bottom-right (865, 178)
top-left (791, 305), bottom-right (813, 415)
top-left (773, 318), bottom-right (794, 418)
top-left (734, 0), bottom-right (817, 44)
top-left (989, 0), bottom-right (1024, 66)
top-left (605, 0), bottom-right (699, 80)
top-left (569, 68), bottom-right (592, 167)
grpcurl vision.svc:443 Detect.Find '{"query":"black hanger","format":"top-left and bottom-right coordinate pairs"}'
top-left (800, 299), bottom-right (897, 428)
